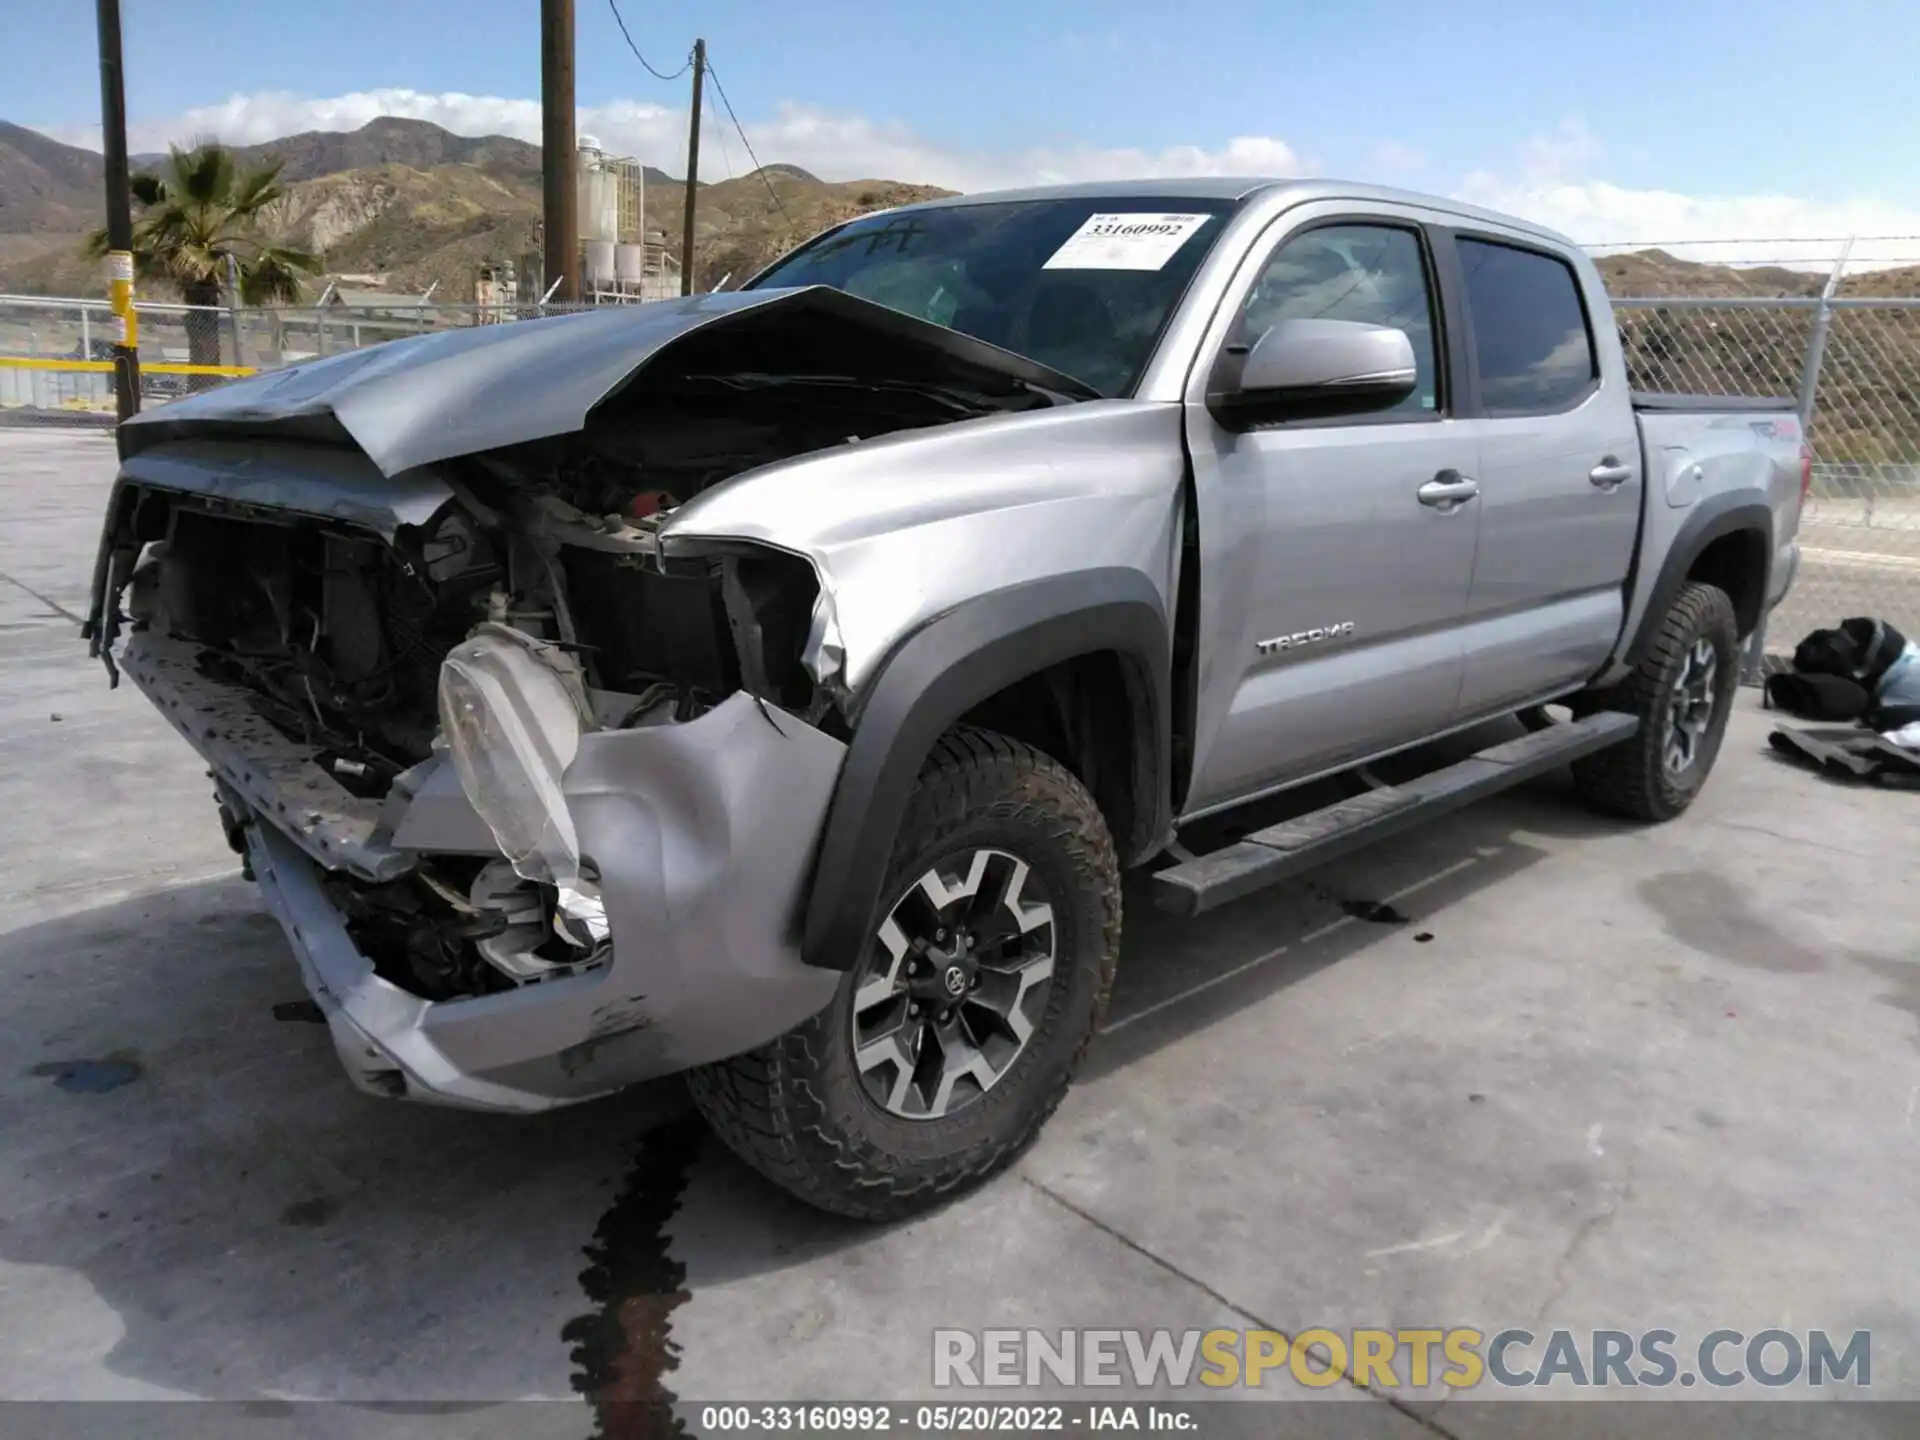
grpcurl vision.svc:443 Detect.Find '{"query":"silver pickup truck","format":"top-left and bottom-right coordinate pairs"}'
top-left (83, 178), bottom-right (1805, 1218)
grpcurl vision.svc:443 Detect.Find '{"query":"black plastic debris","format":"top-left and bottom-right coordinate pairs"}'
top-left (1767, 726), bottom-right (1920, 788)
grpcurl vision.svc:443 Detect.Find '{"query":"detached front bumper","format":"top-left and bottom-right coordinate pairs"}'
top-left (185, 677), bottom-right (848, 1112)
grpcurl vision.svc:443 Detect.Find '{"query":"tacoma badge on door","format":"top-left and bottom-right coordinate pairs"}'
top-left (1258, 622), bottom-right (1356, 656)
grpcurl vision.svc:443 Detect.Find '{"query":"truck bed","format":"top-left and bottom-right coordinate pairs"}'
top-left (1631, 392), bottom-right (1796, 413)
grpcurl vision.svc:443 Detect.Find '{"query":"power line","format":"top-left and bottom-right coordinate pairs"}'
top-left (703, 58), bottom-right (795, 231)
top-left (607, 0), bottom-right (691, 81)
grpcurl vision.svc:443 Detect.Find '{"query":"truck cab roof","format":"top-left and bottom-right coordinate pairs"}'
top-left (880, 177), bottom-right (1580, 252)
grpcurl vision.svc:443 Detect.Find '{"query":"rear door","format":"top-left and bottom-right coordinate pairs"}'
top-left (1444, 233), bottom-right (1643, 717)
top-left (1180, 204), bottom-right (1482, 817)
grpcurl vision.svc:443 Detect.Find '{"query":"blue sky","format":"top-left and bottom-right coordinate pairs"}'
top-left (14, 0), bottom-right (1920, 264)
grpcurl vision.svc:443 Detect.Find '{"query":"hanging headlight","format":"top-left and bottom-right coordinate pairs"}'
top-left (437, 625), bottom-right (608, 946)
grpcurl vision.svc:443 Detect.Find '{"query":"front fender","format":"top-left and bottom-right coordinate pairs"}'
top-left (659, 399), bottom-right (1188, 698)
top-left (801, 569), bottom-right (1172, 972)
top-left (653, 400), bottom-right (1190, 971)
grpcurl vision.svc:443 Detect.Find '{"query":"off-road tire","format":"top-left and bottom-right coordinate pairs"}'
top-left (1571, 581), bottom-right (1740, 822)
top-left (687, 727), bottom-right (1122, 1221)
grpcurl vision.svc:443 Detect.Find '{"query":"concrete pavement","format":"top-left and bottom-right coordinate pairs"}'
top-left (1772, 498), bottom-right (1920, 648)
top-left (3, 430), bottom-right (1917, 1435)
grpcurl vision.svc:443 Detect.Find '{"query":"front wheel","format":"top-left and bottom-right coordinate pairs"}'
top-left (1571, 581), bottom-right (1740, 821)
top-left (688, 728), bottom-right (1121, 1221)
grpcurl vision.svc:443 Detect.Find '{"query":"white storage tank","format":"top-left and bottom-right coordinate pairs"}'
top-left (615, 242), bottom-right (645, 286)
top-left (577, 171), bottom-right (614, 244)
top-left (575, 138), bottom-right (621, 246)
top-left (584, 239), bottom-right (617, 288)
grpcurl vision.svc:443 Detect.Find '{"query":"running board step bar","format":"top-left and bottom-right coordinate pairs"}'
top-left (1151, 711), bottom-right (1640, 917)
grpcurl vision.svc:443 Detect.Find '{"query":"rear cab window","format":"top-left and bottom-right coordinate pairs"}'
top-left (1456, 238), bottom-right (1599, 415)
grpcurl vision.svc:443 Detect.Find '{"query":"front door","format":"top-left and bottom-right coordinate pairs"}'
top-left (1181, 209), bottom-right (1482, 818)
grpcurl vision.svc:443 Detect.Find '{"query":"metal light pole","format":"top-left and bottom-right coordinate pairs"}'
top-left (541, 0), bottom-right (579, 304)
top-left (95, 0), bottom-right (140, 418)
top-left (681, 38), bottom-right (705, 295)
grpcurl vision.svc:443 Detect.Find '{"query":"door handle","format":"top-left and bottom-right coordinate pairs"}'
top-left (1418, 471), bottom-right (1480, 508)
top-left (1589, 457), bottom-right (1634, 489)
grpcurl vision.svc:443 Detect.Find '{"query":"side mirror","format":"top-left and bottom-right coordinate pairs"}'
top-left (1208, 317), bottom-right (1418, 429)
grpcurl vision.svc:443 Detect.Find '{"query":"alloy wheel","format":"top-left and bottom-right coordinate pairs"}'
top-left (1665, 636), bottom-right (1720, 775)
top-left (850, 847), bottom-right (1057, 1120)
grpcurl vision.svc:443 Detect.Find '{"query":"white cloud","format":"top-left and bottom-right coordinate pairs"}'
top-left (41, 88), bottom-right (1308, 194)
top-left (1369, 140), bottom-right (1427, 173)
top-left (1458, 175), bottom-right (1920, 270)
top-left (43, 93), bottom-right (1920, 274)
top-left (1454, 122), bottom-right (1920, 272)
top-left (1515, 118), bottom-right (1603, 186)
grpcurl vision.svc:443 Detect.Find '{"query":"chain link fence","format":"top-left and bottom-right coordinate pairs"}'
top-left (1612, 295), bottom-right (1920, 664)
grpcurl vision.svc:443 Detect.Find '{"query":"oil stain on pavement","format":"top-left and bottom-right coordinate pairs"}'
top-left (1340, 897), bottom-right (1411, 925)
top-left (1306, 880), bottom-right (1412, 926)
top-left (565, 1112), bottom-right (708, 1438)
top-left (280, 1196), bottom-right (342, 1228)
top-left (30, 1053), bottom-right (142, 1093)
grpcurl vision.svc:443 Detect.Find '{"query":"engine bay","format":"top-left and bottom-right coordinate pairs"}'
top-left (91, 372), bottom-right (1002, 1001)
top-left (107, 367), bottom-right (960, 770)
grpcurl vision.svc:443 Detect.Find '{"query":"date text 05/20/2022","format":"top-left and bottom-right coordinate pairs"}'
top-left (697, 1404), bottom-right (1196, 1432)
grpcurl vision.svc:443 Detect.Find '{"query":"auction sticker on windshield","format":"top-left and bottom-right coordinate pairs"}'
top-left (1043, 213), bottom-right (1214, 271)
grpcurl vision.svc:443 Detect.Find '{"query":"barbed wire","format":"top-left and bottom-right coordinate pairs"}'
top-left (1578, 234), bottom-right (1920, 248)
top-left (1594, 257), bottom-right (1920, 267)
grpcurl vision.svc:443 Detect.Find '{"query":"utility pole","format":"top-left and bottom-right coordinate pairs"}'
top-left (540, 0), bottom-right (578, 303)
top-left (680, 38), bottom-right (705, 296)
top-left (95, 0), bottom-right (140, 419)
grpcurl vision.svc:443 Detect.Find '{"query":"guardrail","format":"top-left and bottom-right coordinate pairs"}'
top-left (0, 292), bottom-right (599, 412)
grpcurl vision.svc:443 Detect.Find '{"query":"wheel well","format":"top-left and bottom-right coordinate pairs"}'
top-left (1686, 528), bottom-right (1768, 637)
top-left (956, 651), bottom-right (1151, 861)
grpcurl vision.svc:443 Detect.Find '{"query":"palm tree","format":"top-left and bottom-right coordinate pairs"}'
top-left (86, 143), bottom-right (320, 386)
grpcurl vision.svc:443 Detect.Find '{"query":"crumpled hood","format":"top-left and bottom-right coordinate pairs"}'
top-left (115, 286), bottom-right (1095, 478)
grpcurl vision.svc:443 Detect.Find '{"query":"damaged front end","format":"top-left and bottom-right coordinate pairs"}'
top-left (80, 287), bottom-right (1077, 1109)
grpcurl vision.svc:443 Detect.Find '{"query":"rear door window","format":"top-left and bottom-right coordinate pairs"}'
top-left (1457, 238), bottom-right (1598, 414)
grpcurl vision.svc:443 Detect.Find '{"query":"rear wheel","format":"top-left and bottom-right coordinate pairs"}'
top-left (688, 728), bottom-right (1121, 1220)
top-left (1571, 581), bottom-right (1740, 821)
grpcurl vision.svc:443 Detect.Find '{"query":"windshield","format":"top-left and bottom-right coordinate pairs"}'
top-left (745, 197), bottom-right (1239, 398)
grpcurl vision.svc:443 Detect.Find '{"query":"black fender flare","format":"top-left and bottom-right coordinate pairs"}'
top-left (1620, 495), bottom-right (1774, 673)
top-left (800, 568), bottom-right (1172, 972)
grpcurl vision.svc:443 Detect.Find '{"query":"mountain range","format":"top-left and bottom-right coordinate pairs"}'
top-left (0, 115), bottom-right (950, 298)
top-left (2, 115), bottom-right (1916, 305)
